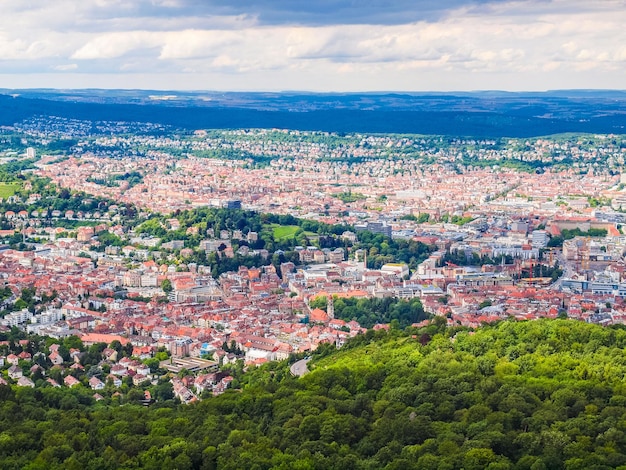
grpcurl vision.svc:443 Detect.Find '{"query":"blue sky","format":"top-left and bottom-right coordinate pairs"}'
top-left (0, 0), bottom-right (625, 91)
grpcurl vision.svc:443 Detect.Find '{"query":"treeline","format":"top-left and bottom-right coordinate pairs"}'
top-left (561, 227), bottom-right (608, 240)
top-left (355, 231), bottom-right (434, 270)
top-left (441, 249), bottom-right (501, 267)
top-left (462, 154), bottom-right (549, 173)
top-left (0, 158), bottom-right (37, 182)
top-left (548, 227), bottom-right (608, 248)
top-left (309, 296), bottom-right (429, 328)
top-left (521, 262), bottom-right (563, 281)
top-left (136, 208), bottom-right (350, 246)
top-left (0, 286), bottom-right (58, 318)
top-left (0, 176), bottom-right (121, 216)
top-left (439, 213), bottom-right (474, 225)
top-left (133, 208), bottom-right (351, 274)
top-left (86, 171), bottom-right (144, 189)
top-left (4, 319), bottom-right (626, 468)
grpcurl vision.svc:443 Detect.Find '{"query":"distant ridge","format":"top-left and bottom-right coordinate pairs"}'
top-left (1, 90), bottom-right (625, 137)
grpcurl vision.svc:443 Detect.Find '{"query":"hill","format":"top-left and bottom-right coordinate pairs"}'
top-left (2, 90), bottom-right (626, 137)
top-left (3, 319), bottom-right (626, 468)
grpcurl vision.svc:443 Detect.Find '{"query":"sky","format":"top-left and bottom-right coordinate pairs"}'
top-left (0, 0), bottom-right (625, 92)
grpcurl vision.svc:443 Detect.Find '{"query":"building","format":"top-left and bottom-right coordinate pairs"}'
top-left (510, 221), bottom-right (529, 234)
top-left (453, 273), bottom-right (514, 288)
top-left (354, 221), bottom-right (392, 238)
top-left (0, 309), bottom-right (33, 327)
top-left (89, 377), bottom-right (105, 390)
top-left (162, 240), bottom-right (185, 250)
top-left (160, 357), bottom-right (218, 374)
top-left (531, 230), bottom-right (549, 249)
top-left (381, 263), bottom-right (410, 278)
top-left (17, 377), bottom-right (35, 388)
top-left (327, 248), bottom-right (345, 263)
top-left (223, 199), bottom-right (242, 210)
top-left (171, 338), bottom-right (193, 357)
top-left (563, 238), bottom-right (586, 261)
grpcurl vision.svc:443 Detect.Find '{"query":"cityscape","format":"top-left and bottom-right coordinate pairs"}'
top-left (2, 117), bottom-right (626, 403)
top-left (2, 0), bottom-right (626, 468)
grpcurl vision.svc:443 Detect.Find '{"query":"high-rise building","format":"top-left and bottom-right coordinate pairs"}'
top-left (531, 230), bottom-right (549, 248)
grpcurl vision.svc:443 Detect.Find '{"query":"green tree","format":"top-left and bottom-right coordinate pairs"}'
top-left (161, 279), bottom-right (173, 293)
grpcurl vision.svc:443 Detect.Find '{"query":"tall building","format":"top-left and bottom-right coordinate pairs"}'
top-left (26, 147), bottom-right (36, 159)
top-left (531, 230), bottom-right (549, 249)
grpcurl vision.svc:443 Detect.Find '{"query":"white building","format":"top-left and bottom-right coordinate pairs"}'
top-left (531, 230), bottom-right (549, 249)
top-left (381, 263), bottom-right (410, 278)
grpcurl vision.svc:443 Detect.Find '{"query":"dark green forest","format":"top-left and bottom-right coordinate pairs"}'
top-left (4, 319), bottom-right (626, 469)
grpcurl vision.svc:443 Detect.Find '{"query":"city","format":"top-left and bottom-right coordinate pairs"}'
top-left (1, 122), bottom-right (626, 407)
top-left (2, 0), bottom-right (626, 466)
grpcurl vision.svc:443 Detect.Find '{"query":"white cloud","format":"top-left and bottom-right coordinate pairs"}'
top-left (53, 63), bottom-right (79, 71)
top-left (159, 30), bottom-right (242, 60)
top-left (0, 34), bottom-right (65, 60)
top-left (0, 0), bottom-right (625, 90)
top-left (72, 31), bottom-right (162, 59)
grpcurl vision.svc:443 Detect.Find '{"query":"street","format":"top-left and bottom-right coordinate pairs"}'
top-left (290, 358), bottom-right (311, 377)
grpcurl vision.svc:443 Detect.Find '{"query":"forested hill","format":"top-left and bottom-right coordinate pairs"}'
top-left (2, 90), bottom-right (626, 137)
top-left (4, 318), bottom-right (626, 469)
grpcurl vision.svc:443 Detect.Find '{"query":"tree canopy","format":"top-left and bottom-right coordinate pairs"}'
top-left (3, 319), bottom-right (626, 468)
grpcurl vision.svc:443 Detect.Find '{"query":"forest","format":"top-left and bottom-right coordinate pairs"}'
top-left (3, 319), bottom-right (626, 469)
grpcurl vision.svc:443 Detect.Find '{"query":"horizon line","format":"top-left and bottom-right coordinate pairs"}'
top-left (2, 88), bottom-right (626, 95)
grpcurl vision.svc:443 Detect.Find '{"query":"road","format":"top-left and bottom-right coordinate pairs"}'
top-left (549, 249), bottom-right (574, 291)
top-left (290, 358), bottom-right (311, 377)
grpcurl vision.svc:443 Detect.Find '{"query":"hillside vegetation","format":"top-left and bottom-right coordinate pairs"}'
top-left (4, 319), bottom-right (626, 469)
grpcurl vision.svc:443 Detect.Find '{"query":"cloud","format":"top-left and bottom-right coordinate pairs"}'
top-left (53, 63), bottom-right (79, 71)
top-left (0, 0), bottom-right (625, 91)
top-left (0, 0), bottom-right (515, 37)
top-left (180, 0), bottom-right (507, 26)
top-left (159, 30), bottom-right (243, 60)
top-left (72, 31), bottom-right (162, 59)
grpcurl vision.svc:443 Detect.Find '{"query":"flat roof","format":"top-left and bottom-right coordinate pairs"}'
top-left (160, 357), bottom-right (218, 374)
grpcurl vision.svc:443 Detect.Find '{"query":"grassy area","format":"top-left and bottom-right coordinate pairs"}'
top-left (0, 182), bottom-right (20, 199)
top-left (51, 220), bottom-right (99, 229)
top-left (333, 191), bottom-right (367, 203)
top-left (271, 225), bottom-right (300, 240)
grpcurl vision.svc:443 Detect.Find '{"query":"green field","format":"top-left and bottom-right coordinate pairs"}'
top-left (0, 182), bottom-right (20, 199)
top-left (272, 224), bottom-right (300, 240)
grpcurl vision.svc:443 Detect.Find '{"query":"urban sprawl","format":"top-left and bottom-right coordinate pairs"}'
top-left (1, 117), bottom-right (626, 403)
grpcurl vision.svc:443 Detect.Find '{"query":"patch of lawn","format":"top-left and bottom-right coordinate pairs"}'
top-left (0, 183), bottom-right (20, 199)
top-left (272, 225), bottom-right (300, 240)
